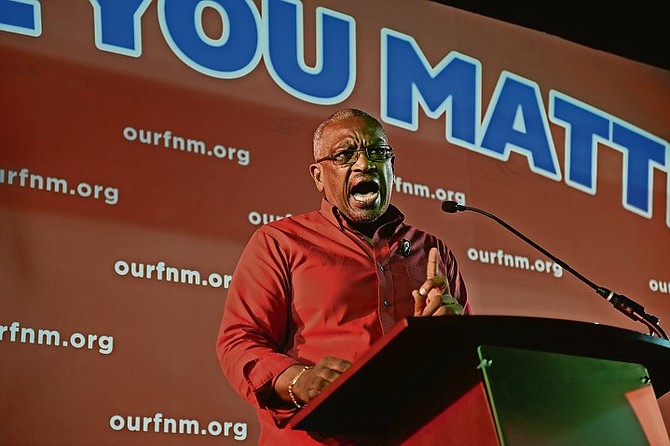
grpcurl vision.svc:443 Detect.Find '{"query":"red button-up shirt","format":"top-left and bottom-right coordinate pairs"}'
top-left (217, 199), bottom-right (469, 445)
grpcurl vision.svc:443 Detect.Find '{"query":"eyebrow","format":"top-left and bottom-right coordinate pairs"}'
top-left (335, 139), bottom-right (386, 149)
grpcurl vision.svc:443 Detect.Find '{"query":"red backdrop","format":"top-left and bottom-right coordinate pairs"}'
top-left (1, 1), bottom-right (669, 444)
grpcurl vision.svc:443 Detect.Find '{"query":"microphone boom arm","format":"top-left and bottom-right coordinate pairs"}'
top-left (443, 201), bottom-right (667, 340)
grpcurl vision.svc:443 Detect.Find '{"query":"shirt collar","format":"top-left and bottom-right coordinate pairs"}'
top-left (318, 198), bottom-right (405, 237)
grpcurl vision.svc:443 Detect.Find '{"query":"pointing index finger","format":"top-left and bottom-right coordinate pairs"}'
top-left (426, 247), bottom-right (438, 280)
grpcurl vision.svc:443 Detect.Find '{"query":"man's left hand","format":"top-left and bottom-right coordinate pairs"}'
top-left (412, 247), bottom-right (464, 316)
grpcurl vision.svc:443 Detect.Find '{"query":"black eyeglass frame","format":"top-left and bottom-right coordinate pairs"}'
top-left (315, 144), bottom-right (394, 166)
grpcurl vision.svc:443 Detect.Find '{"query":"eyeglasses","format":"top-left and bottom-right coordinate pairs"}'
top-left (315, 144), bottom-right (394, 166)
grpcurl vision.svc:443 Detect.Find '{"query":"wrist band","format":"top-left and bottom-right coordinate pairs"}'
top-left (288, 365), bottom-right (312, 409)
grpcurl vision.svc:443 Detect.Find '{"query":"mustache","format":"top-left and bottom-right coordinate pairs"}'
top-left (350, 173), bottom-right (380, 183)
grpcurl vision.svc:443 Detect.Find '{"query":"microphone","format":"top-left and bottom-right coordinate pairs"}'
top-left (441, 201), bottom-right (465, 213)
top-left (442, 201), bottom-right (667, 340)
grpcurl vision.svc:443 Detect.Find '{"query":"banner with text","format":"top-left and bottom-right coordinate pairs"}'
top-left (1, 0), bottom-right (669, 444)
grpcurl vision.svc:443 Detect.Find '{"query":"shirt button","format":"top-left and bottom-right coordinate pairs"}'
top-left (383, 299), bottom-right (390, 307)
top-left (379, 264), bottom-right (384, 272)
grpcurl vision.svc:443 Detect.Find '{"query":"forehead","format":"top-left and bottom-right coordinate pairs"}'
top-left (321, 115), bottom-right (385, 147)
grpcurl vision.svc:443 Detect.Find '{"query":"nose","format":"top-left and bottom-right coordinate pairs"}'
top-left (351, 148), bottom-right (376, 171)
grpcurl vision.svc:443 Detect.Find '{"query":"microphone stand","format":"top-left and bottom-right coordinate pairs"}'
top-left (442, 201), bottom-right (668, 340)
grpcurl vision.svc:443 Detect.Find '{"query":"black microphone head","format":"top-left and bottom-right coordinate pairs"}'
top-left (441, 201), bottom-right (462, 213)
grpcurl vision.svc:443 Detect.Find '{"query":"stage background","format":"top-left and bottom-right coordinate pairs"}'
top-left (1, 0), bottom-right (669, 444)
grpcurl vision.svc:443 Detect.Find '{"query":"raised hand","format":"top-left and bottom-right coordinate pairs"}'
top-left (412, 247), bottom-right (463, 316)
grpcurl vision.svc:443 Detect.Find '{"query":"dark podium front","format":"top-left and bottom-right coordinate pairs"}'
top-left (289, 316), bottom-right (670, 445)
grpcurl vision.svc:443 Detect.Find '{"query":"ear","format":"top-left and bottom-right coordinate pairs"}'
top-left (309, 163), bottom-right (325, 192)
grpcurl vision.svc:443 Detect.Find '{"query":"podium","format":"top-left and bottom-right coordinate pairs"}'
top-left (289, 316), bottom-right (670, 445)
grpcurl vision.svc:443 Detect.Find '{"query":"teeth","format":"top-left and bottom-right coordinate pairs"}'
top-left (353, 191), bottom-right (379, 205)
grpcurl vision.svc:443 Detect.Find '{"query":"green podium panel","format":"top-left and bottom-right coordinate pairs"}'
top-left (478, 345), bottom-right (653, 446)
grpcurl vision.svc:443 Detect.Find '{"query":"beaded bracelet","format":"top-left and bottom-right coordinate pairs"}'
top-left (288, 365), bottom-right (312, 409)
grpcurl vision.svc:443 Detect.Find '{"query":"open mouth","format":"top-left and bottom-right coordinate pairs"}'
top-left (350, 180), bottom-right (380, 206)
